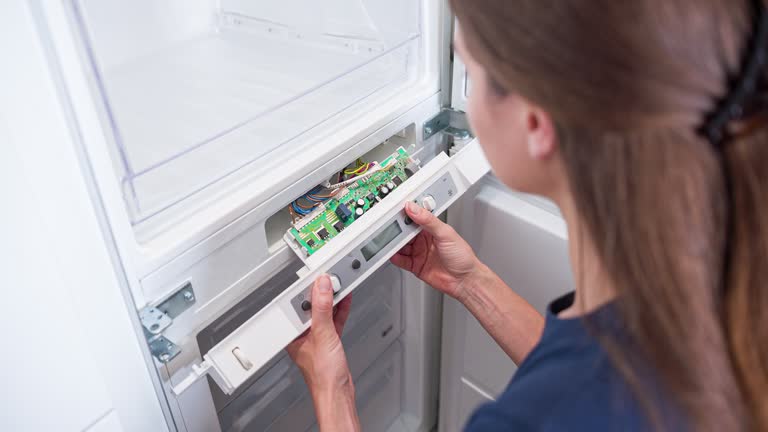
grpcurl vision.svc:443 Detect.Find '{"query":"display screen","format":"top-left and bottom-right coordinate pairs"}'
top-left (361, 221), bottom-right (403, 261)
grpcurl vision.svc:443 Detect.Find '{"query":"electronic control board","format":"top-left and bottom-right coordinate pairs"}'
top-left (285, 147), bottom-right (416, 258)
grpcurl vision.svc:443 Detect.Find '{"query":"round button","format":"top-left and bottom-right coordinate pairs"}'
top-left (301, 300), bottom-right (311, 311)
top-left (404, 215), bottom-right (413, 225)
top-left (421, 195), bottom-right (437, 212)
top-left (329, 274), bottom-right (342, 295)
top-left (352, 259), bottom-right (361, 270)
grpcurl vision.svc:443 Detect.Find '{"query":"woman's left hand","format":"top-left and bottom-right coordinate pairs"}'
top-left (286, 275), bottom-right (360, 431)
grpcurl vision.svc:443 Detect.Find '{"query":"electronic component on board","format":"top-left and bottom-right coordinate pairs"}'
top-left (335, 203), bottom-right (352, 222)
top-left (285, 147), bottom-right (419, 258)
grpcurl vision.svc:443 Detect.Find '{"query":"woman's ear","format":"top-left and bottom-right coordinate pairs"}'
top-left (526, 107), bottom-right (557, 160)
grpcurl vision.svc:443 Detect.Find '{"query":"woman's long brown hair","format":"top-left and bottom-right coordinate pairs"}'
top-left (450, 0), bottom-right (768, 430)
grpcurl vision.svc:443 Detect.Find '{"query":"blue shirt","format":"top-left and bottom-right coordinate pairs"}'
top-left (465, 292), bottom-right (681, 431)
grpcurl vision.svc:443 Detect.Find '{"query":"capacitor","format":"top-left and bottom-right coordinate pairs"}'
top-left (357, 198), bottom-right (366, 207)
top-left (380, 186), bottom-right (390, 196)
top-left (386, 182), bottom-right (395, 190)
top-left (355, 207), bottom-right (364, 217)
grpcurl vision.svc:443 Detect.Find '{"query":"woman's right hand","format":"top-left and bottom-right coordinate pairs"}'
top-left (390, 201), bottom-right (481, 300)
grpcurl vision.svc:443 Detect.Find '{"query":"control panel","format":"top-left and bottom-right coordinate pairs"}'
top-left (289, 173), bottom-right (457, 322)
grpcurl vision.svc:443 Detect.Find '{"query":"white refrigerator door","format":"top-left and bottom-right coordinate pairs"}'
top-left (438, 179), bottom-right (574, 432)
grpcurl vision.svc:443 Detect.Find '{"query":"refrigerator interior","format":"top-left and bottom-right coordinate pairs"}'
top-left (68, 0), bottom-right (424, 239)
top-left (28, 1), bottom-right (483, 430)
top-left (180, 262), bottom-right (439, 432)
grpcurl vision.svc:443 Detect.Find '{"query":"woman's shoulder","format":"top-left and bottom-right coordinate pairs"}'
top-left (468, 347), bottom-right (648, 431)
top-left (464, 293), bottom-right (654, 432)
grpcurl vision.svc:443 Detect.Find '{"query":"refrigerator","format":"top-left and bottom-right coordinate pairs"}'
top-left (1, 1), bottom-right (574, 431)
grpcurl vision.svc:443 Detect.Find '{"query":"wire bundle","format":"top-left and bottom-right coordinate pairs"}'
top-left (288, 158), bottom-right (387, 223)
top-left (344, 159), bottom-right (373, 177)
top-left (289, 186), bottom-right (339, 221)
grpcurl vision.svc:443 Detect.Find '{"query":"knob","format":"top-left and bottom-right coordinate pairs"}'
top-left (421, 195), bottom-right (437, 212)
top-left (329, 274), bottom-right (342, 295)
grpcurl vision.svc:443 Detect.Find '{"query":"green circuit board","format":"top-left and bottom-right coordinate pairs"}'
top-left (289, 148), bottom-right (413, 256)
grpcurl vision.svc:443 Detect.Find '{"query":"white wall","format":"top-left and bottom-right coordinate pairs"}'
top-left (0, 2), bottom-right (168, 431)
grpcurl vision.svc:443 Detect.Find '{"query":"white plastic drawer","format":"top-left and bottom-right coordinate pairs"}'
top-left (307, 341), bottom-right (403, 432)
top-left (217, 266), bottom-right (403, 432)
top-left (345, 342), bottom-right (404, 432)
top-left (66, 0), bottom-right (424, 229)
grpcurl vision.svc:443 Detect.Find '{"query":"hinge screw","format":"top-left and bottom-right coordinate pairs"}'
top-left (159, 353), bottom-right (170, 362)
top-left (424, 126), bottom-right (433, 135)
top-left (183, 291), bottom-right (195, 302)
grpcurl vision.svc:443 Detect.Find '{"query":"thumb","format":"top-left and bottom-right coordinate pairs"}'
top-left (405, 201), bottom-right (452, 240)
top-left (310, 275), bottom-right (336, 337)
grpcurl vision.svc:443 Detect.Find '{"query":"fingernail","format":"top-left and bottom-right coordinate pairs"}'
top-left (318, 275), bottom-right (332, 293)
top-left (407, 201), bottom-right (421, 215)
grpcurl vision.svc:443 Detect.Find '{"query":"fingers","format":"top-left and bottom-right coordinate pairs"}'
top-left (333, 295), bottom-right (352, 335)
top-left (390, 253), bottom-right (413, 270)
top-left (310, 275), bottom-right (336, 339)
top-left (405, 202), bottom-right (453, 240)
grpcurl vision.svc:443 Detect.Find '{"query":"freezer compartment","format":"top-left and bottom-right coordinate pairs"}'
top-left (310, 341), bottom-right (404, 432)
top-left (69, 0), bottom-right (423, 231)
top-left (212, 265), bottom-right (403, 432)
top-left (219, 342), bottom-right (403, 432)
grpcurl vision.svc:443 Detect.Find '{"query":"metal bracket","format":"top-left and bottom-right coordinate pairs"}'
top-left (423, 108), bottom-right (473, 142)
top-left (139, 282), bottom-right (196, 364)
top-left (148, 336), bottom-right (182, 364)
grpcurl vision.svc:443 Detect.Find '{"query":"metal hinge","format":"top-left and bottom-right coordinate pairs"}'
top-left (423, 108), bottom-right (473, 142)
top-left (139, 282), bottom-right (196, 364)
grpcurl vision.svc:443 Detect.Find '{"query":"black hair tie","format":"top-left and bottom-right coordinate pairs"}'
top-left (701, 0), bottom-right (768, 147)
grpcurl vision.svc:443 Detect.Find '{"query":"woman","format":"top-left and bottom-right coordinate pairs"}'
top-left (287, 0), bottom-right (768, 430)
